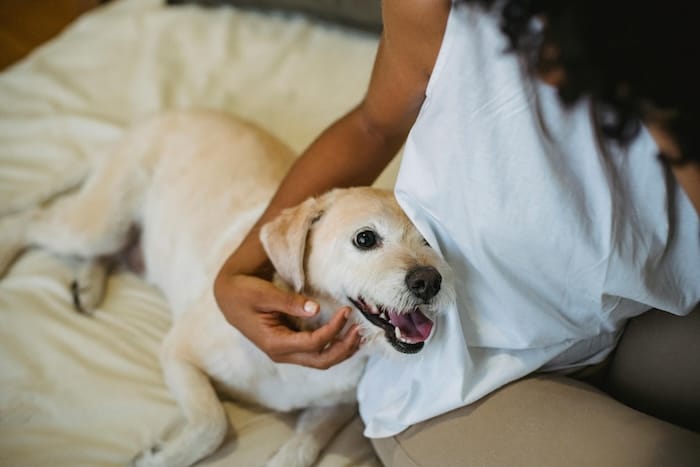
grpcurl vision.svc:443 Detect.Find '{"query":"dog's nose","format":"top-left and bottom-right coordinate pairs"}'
top-left (405, 266), bottom-right (442, 301)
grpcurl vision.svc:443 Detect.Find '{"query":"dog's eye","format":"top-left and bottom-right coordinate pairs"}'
top-left (353, 229), bottom-right (379, 250)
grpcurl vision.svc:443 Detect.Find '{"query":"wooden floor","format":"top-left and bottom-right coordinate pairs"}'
top-left (0, 0), bottom-right (103, 70)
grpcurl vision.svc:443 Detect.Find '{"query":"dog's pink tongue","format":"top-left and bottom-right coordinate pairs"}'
top-left (388, 309), bottom-right (434, 343)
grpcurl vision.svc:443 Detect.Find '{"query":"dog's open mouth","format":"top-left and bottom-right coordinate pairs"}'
top-left (349, 297), bottom-right (434, 354)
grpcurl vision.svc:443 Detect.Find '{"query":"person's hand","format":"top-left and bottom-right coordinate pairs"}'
top-left (216, 274), bottom-right (361, 369)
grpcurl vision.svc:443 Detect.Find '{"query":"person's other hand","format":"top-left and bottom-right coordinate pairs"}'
top-left (216, 274), bottom-right (361, 369)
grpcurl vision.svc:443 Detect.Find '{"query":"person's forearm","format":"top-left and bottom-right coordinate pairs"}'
top-left (218, 103), bottom-right (407, 279)
top-left (672, 162), bottom-right (700, 216)
top-left (647, 122), bottom-right (700, 216)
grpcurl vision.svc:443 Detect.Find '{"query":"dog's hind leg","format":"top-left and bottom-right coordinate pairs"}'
top-left (266, 404), bottom-right (357, 467)
top-left (0, 163), bottom-right (88, 216)
top-left (132, 332), bottom-right (229, 467)
top-left (26, 164), bottom-right (142, 259)
top-left (0, 189), bottom-right (117, 309)
top-left (0, 210), bottom-right (34, 277)
top-left (21, 180), bottom-right (137, 311)
top-left (24, 114), bottom-right (166, 262)
top-left (22, 134), bottom-right (154, 310)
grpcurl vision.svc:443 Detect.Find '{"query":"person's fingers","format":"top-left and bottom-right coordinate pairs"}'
top-left (273, 307), bottom-right (353, 355)
top-left (280, 324), bottom-right (362, 369)
top-left (242, 275), bottom-right (319, 318)
top-left (225, 274), bottom-right (361, 369)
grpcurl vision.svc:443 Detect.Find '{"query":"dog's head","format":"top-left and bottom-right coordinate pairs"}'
top-left (260, 187), bottom-right (453, 355)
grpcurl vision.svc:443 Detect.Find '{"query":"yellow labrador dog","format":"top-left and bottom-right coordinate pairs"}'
top-left (0, 110), bottom-right (453, 467)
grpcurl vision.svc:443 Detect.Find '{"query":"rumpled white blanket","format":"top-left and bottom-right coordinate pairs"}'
top-left (0, 0), bottom-right (393, 465)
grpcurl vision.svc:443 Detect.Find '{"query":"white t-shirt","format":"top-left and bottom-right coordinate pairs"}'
top-left (357, 2), bottom-right (700, 438)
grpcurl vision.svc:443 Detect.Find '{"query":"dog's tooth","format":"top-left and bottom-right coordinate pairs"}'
top-left (395, 326), bottom-right (412, 343)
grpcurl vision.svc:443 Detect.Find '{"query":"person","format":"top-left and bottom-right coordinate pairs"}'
top-left (214, 0), bottom-right (700, 464)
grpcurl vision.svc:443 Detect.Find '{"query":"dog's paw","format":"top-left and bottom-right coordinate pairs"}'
top-left (131, 443), bottom-right (164, 467)
top-left (70, 259), bottom-right (108, 314)
top-left (266, 434), bottom-right (320, 467)
top-left (70, 279), bottom-right (98, 315)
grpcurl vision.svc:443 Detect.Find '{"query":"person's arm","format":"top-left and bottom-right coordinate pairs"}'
top-left (213, 0), bottom-right (451, 369)
top-left (671, 163), bottom-right (700, 215)
top-left (646, 123), bottom-right (700, 215)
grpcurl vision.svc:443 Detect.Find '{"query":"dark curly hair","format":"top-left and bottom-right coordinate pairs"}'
top-left (462, 0), bottom-right (699, 164)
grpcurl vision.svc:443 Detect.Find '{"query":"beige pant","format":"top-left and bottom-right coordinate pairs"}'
top-left (372, 307), bottom-right (700, 466)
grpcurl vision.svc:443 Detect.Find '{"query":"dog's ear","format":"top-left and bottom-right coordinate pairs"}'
top-left (260, 197), bottom-right (323, 292)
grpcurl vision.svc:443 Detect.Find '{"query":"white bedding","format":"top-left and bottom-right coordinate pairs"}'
top-left (0, 0), bottom-right (394, 465)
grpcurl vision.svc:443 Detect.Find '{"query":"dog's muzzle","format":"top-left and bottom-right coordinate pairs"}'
top-left (349, 267), bottom-right (442, 354)
top-left (349, 296), bottom-right (436, 354)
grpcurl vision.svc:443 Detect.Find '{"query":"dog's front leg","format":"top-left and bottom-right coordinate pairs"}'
top-left (266, 403), bottom-right (357, 467)
top-left (132, 350), bottom-right (228, 467)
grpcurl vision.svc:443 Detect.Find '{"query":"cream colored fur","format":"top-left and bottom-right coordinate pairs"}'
top-left (0, 110), bottom-right (453, 467)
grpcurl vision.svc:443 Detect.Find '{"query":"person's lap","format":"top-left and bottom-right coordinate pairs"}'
top-left (371, 306), bottom-right (700, 466)
top-left (605, 307), bottom-right (700, 432)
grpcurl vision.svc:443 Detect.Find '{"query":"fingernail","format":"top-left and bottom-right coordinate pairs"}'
top-left (303, 300), bottom-right (319, 314)
top-left (344, 307), bottom-right (352, 319)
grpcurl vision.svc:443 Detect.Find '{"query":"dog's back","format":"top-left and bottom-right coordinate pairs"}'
top-left (135, 111), bottom-right (295, 314)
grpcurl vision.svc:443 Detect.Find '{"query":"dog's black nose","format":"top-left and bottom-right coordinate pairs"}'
top-left (406, 266), bottom-right (442, 301)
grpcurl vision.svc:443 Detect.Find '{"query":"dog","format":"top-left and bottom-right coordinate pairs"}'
top-left (0, 110), bottom-right (453, 467)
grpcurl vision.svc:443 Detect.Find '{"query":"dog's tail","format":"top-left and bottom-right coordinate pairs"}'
top-left (0, 164), bottom-right (89, 217)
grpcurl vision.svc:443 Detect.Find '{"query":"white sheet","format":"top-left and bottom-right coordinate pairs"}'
top-left (0, 0), bottom-right (393, 464)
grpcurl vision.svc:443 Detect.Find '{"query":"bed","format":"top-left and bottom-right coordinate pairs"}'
top-left (0, 0), bottom-right (396, 465)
